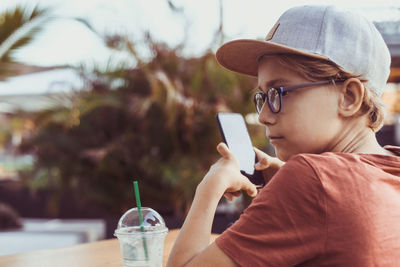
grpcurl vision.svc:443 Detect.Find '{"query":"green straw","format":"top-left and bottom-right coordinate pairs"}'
top-left (133, 181), bottom-right (149, 261)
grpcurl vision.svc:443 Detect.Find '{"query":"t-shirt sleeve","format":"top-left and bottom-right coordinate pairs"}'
top-left (215, 155), bottom-right (327, 266)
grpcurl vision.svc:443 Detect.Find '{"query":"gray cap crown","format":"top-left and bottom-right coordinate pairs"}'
top-left (216, 5), bottom-right (391, 96)
top-left (272, 6), bottom-right (391, 95)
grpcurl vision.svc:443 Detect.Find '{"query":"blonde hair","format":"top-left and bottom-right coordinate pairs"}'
top-left (266, 54), bottom-right (386, 132)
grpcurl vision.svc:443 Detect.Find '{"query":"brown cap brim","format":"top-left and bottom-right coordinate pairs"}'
top-left (215, 39), bottom-right (328, 77)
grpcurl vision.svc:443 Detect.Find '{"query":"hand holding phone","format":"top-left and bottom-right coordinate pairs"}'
top-left (216, 113), bottom-right (265, 187)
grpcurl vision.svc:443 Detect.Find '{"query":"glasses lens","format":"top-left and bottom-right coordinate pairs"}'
top-left (254, 93), bottom-right (265, 114)
top-left (268, 88), bottom-right (280, 113)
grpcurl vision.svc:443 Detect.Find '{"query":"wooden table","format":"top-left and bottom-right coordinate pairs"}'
top-left (0, 229), bottom-right (218, 267)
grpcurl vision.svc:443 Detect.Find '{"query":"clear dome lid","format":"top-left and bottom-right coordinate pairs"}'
top-left (114, 207), bottom-right (167, 236)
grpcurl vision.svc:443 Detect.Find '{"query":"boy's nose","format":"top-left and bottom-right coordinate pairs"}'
top-left (258, 104), bottom-right (277, 126)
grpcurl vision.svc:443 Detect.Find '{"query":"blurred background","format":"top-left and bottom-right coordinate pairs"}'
top-left (0, 0), bottom-right (399, 256)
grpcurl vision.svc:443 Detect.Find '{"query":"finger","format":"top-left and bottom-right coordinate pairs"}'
top-left (217, 142), bottom-right (232, 159)
top-left (242, 179), bottom-right (258, 198)
top-left (254, 147), bottom-right (270, 160)
top-left (254, 148), bottom-right (270, 170)
top-left (246, 186), bottom-right (258, 198)
top-left (232, 191), bottom-right (241, 197)
top-left (224, 192), bottom-right (242, 201)
top-left (253, 147), bottom-right (264, 154)
top-left (224, 192), bottom-right (234, 201)
top-left (254, 147), bottom-right (285, 169)
top-left (254, 157), bottom-right (270, 170)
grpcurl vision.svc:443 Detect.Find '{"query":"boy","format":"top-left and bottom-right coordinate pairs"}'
top-left (168, 5), bottom-right (400, 266)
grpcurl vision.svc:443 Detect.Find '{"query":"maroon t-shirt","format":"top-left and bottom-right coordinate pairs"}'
top-left (216, 148), bottom-right (400, 266)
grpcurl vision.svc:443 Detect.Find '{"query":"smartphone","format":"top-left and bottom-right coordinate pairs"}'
top-left (216, 112), bottom-right (265, 187)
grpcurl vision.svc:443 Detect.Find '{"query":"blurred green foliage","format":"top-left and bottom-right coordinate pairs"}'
top-left (16, 18), bottom-right (267, 218)
top-left (0, 5), bottom-right (50, 79)
top-left (0, 5), bottom-right (48, 61)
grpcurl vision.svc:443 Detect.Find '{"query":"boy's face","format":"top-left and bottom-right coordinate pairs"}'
top-left (257, 57), bottom-right (344, 161)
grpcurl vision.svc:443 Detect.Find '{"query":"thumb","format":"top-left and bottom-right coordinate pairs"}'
top-left (254, 147), bottom-right (285, 169)
top-left (255, 156), bottom-right (270, 170)
top-left (217, 142), bottom-right (232, 159)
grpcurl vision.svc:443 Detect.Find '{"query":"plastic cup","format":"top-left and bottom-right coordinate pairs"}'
top-left (114, 207), bottom-right (168, 267)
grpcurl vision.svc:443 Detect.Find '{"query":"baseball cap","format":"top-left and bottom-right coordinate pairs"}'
top-left (216, 5), bottom-right (391, 96)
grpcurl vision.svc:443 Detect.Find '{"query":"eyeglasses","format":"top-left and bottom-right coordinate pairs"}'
top-left (253, 79), bottom-right (344, 114)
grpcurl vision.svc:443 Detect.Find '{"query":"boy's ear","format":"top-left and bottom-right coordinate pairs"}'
top-left (337, 78), bottom-right (364, 118)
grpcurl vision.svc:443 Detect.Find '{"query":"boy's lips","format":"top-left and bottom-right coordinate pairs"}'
top-left (268, 136), bottom-right (283, 140)
top-left (269, 136), bottom-right (284, 142)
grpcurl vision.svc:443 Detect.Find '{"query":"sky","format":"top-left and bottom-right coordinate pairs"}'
top-left (1, 0), bottom-right (400, 68)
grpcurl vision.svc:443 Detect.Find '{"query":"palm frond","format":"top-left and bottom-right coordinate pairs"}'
top-left (0, 5), bottom-right (50, 62)
top-left (73, 18), bottom-right (99, 37)
top-left (6, 22), bottom-right (46, 58)
top-left (0, 7), bottom-right (24, 44)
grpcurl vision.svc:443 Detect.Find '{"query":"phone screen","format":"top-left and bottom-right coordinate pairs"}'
top-left (216, 113), bottom-right (265, 186)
